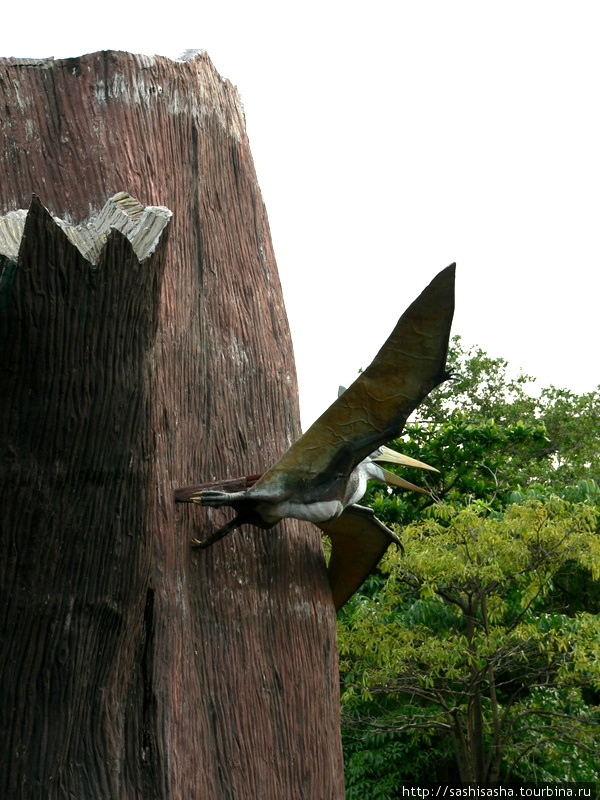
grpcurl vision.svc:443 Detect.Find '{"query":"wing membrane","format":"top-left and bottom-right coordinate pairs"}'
top-left (318, 504), bottom-right (400, 610)
top-left (251, 264), bottom-right (455, 502)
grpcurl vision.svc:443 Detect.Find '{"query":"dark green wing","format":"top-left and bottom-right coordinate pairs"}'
top-left (251, 264), bottom-right (455, 502)
top-left (318, 504), bottom-right (400, 611)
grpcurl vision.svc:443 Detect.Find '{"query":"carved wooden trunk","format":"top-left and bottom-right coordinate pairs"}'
top-left (0, 51), bottom-right (344, 800)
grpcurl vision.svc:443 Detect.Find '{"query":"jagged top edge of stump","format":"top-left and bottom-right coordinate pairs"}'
top-left (0, 192), bottom-right (172, 264)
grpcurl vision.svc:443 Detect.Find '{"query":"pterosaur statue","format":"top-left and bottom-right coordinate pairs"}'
top-left (176, 264), bottom-right (455, 609)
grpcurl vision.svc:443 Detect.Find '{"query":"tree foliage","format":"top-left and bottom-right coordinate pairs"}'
top-left (414, 336), bottom-right (600, 490)
top-left (339, 338), bottom-right (600, 795)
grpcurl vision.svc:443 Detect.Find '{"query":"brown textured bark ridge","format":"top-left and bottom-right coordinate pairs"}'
top-left (0, 51), bottom-right (344, 799)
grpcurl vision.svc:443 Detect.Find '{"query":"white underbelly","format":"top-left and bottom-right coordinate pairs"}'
top-left (257, 499), bottom-right (344, 525)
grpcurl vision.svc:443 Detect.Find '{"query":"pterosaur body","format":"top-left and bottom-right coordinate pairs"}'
top-left (195, 444), bottom-right (435, 529)
top-left (181, 264), bottom-right (455, 609)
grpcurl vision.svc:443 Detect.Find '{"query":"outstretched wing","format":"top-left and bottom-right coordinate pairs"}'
top-left (318, 504), bottom-right (400, 611)
top-left (250, 263), bottom-right (455, 504)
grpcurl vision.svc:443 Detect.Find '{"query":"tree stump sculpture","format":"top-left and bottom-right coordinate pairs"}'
top-left (0, 51), bottom-right (344, 799)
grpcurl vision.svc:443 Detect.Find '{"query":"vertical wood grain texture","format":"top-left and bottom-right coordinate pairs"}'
top-left (0, 52), bottom-right (344, 799)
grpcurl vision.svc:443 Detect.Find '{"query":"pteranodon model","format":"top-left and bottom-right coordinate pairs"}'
top-left (177, 264), bottom-right (455, 609)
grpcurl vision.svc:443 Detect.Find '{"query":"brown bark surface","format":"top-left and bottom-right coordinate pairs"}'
top-left (0, 51), bottom-right (344, 799)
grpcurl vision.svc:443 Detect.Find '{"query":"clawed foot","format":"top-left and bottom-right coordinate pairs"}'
top-left (189, 513), bottom-right (244, 550)
top-left (190, 489), bottom-right (245, 508)
top-left (190, 531), bottom-right (224, 549)
top-left (190, 536), bottom-right (211, 549)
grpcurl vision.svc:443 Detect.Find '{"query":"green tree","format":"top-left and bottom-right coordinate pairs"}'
top-left (413, 336), bottom-right (600, 490)
top-left (339, 501), bottom-right (600, 790)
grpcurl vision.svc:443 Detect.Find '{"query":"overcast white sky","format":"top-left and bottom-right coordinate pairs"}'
top-left (2, 2), bottom-right (599, 428)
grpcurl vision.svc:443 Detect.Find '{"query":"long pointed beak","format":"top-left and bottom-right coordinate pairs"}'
top-left (374, 445), bottom-right (439, 473)
top-left (378, 466), bottom-right (429, 495)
